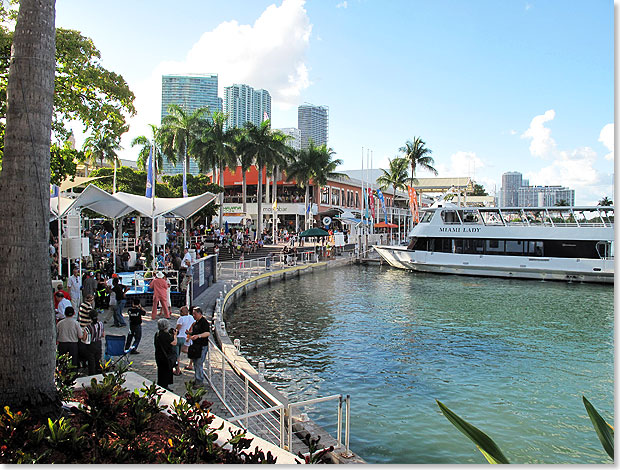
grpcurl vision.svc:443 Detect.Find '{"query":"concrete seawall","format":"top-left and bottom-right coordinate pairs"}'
top-left (212, 257), bottom-right (366, 464)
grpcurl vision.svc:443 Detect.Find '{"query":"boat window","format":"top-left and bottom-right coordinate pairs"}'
top-left (452, 239), bottom-right (463, 253)
top-left (420, 211), bottom-right (434, 223)
top-left (505, 240), bottom-right (524, 256)
top-left (459, 209), bottom-right (482, 224)
top-left (463, 239), bottom-right (484, 254)
top-left (523, 210), bottom-right (546, 226)
top-left (480, 210), bottom-right (504, 226)
top-left (526, 241), bottom-right (544, 256)
top-left (486, 239), bottom-right (505, 253)
top-left (441, 210), bottom-right (461, 224)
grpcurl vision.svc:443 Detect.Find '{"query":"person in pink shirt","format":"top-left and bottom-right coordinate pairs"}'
top-left (150, 271), bottom-right (171, 319)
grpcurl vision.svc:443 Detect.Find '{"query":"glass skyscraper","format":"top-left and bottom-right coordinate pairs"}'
top-left (160, 73), bottom-right (222, 175)
top-left (298, 104), bottom-right (328, 150)
top-left (223, 84), bottom-right (271, 129)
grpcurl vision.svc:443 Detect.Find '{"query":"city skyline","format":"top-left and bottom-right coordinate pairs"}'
top-left (55, 0), bottom-right (614, 204)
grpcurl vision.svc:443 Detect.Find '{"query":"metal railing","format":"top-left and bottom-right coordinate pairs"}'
top-left (218, 252), bottom-right (320, 281)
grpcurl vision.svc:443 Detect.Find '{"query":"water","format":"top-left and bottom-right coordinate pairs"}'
top-left (225, 265), bottom-right (614, 464)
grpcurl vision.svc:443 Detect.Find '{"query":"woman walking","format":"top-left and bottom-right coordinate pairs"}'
top-left (154, 319), bottom-right (177, 390)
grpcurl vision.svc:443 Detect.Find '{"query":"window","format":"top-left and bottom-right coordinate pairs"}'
top-left (441, 210), bottom-right (461, 224)
top-left (355, 192), bottom-right (359, 208)
top-left (331, 187), bottom-right (340, 206)
top-left (320, 187), bottom-right (329, 204)
top-left (341, 189), bottom-right (346, 207)
top-left (420, 211), bottom-right (434, 223)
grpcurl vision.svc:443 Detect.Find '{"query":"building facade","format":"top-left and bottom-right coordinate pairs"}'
top-left (223, 84), bottom-right (271, 129)
top-left (298, 104), bottom-right (328, 150)
top-left (276, 127), bottom-right (301, 151)
top-left (161, 73), bottom-right (222, 175)
top-left (500, 171), bottom-right (575, 207)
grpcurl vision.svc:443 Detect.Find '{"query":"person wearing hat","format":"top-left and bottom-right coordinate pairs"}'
top-left (149, 271), bottom-right (171, 320)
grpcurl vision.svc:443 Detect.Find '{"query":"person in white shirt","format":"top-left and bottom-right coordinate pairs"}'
top-left (174, 306), bottom-right (195, 374)
top-left (55, 292), bottom-right (72, 321)
top-left (67, 267), bottom-right (82, 311)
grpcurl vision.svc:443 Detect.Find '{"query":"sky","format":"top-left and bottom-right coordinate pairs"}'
top-left (54, 0), bottom-right (615, 205)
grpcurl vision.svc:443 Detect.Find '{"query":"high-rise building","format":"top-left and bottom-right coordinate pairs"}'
top-left (298, 104), bottom-right (328, 150)
top-left (276, 127), bottom-right (301, 151)
top-left (500, 171), bottom-right (523, 206)
top-left (223, 84), bottom-right (271, 129)
top-left (160, 73), bottom-right (222, 175)
top-left (500, 171), bottom-right (575, 207)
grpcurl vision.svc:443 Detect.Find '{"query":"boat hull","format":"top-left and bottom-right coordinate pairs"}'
top-left (373, 245), bottom-right (614, 284)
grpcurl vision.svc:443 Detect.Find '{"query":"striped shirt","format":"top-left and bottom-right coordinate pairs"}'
top-left (78, 301), bottom-right (94, 328)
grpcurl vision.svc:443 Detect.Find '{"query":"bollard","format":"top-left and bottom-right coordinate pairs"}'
top-left (258, 362), bottom-right (265, 382)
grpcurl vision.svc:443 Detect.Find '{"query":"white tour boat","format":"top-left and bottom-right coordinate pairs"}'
top-left (374, 203), bottom-right (614, 284)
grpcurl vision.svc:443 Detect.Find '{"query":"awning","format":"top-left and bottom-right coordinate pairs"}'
top-left (50, 195), bottom-right (77, 219)
top-left (60, 184), bottom-right (217, 220)
top-left (59, 175), bottom-right (108, 192)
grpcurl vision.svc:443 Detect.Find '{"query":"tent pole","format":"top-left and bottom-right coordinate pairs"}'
top-left (152, 216), bottom-right (156, 271)
top-left (57, 197), bottom-right (62, 280)
top-left (113, 218), bottom-right (117, 273)
top-left (184, 218), bottom-right (187, 249)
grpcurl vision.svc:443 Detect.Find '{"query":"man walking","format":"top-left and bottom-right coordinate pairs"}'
top-left (67, 267), bottom-right (82, 311)
top-left (187, 307), bottom-right (210, 388)
top-left (56, 306), bottom-right (85, 367)
top-left (150, 271), bottom-right (171, 319)
top-left (125, 298), bottom-right (145, 354)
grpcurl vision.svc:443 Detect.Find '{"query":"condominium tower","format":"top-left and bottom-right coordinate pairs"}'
top-left (223, 84), bottom-right (271, 129)
top-left (500, 171), bottom-right (575, 207)
top-left (160, 73), bottom-right (222, 175)
top-left (298, 104), bottom-right (328, 150)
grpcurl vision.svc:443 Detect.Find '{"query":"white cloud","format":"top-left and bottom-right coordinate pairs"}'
top-left (337, 1), bottom-right (348, 8)
top-left (598, 123), bottom-right (614, 161)
top-left (529, 147), bottom-right (599, 189)
top-left (77, 0), bottom-right (313, 162)
top-left (520, 109), bottom-right (557, 158)
top-left (436, 151), bottom-right (485, 178)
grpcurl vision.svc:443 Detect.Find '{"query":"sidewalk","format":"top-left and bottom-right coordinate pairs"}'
top-left (104, 280), bottom-right (230, 416)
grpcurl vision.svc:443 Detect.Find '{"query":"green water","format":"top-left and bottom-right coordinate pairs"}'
top-left (225, 265), bottom-right (614, 464)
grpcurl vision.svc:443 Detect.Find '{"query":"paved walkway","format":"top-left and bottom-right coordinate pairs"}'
top-left (102, 280), bottom-right (230, 416)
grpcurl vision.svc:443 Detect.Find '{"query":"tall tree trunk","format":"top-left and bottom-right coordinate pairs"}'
top-left (304, 185), bottom-right (310, 229)
top-left (256, 164), bottom-right (263, 240)
top-left (0, 0), bottom-right (58, 413)
top-left (218, 161), bottom-right (224, 228)
top-left (272, 165), bottom-right (278, 241)
top-left (242, 171), bottom-right (247, 216)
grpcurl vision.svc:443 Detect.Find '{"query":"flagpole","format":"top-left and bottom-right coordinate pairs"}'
top-left (57, 189), bottom-right (62, 280)
top-left (151, 143), bottom-right (156, 271)
top-left (360, 146), bottom-right (364, 254)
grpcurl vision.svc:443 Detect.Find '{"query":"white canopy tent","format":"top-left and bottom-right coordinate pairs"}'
top-left (56, 184), bottom-right (217, 275)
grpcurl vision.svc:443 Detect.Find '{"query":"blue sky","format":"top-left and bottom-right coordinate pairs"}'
top-left (55, 0), bottom-right (614, 204)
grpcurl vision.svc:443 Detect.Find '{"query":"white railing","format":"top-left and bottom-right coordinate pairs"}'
top-left (218, 252), bottom-right (320, 281)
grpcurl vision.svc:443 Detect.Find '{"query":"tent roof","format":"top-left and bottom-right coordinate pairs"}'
top-left (59, 175), bottom-right (107, 192)
top-left (50, 195), bottom-right (77, 218)
top-left (61, 184), bottom-right (217, 220)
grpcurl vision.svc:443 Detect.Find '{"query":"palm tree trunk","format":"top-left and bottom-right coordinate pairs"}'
top-left (113, 158), bottom-right (117, 193)
top-left (304, 185), bottom-right (310, 229)
top-left (0, 0), bottom-right (58, 414)
top-left (256, 164), bottom-right (263, 240)
top-left (219, 161), bottom-right (224, 228)
top-left (242, 171), bottom-right (247, 216)
top-left (272, 165), bottom-right (278, 241)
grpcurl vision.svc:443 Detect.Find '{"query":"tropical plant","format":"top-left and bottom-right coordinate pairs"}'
top-left (234, 129), bottom-right (256, 216)
top-left (0, 0), bottom-right (58, 415)
top-left (132, 124), bottom-right (165, 174)
top-left (377, 156), bottom-right (409, 219)
top-left (554, 199), bottom-right (569, 206)
top-left (83, 129), bottom-right (123, 192)
top-left (286, 141), bottom-right (345, 229)
top-left (241, 120), bottom-right (290, 239)
top-left (160, 104), bottom-right (210, 197)
top-left (598, 196), bottom-right (613, 207)
top-left (437, 397), bottom-right (614, 463)
top-left (399, 137), bottom-right (437, 186)
top-left (196, 111), bottom-right (239, 227)
top-left (472, 183), bottom-right (488, 196)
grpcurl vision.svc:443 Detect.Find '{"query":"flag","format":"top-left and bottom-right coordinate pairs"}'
top-left (272, 199), bottom-right (278, 211)
top-left (368, 188), bottom-right (375, 219)
top-left (263, 111), bottom-right (269, 122)
top-left (376, 188), bottom-right (388, 223)
top-left (306, 203), bottom-right (311, 215)
top-left (408, 186), bottom-right (419, 223)
top-left (50, 184), bottom-right (59, 198)
top-left (145, 146), bottom-right (153, 198)
top-left (363, 188), bottom-right (370, 220)
top-left (182, 171), bottom-right (188, 198)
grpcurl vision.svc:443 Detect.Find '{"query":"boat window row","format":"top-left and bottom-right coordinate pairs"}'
top-left (409, 237), bottom-right (609, 259)
top-left (421, 208), bottom-right (614, 227)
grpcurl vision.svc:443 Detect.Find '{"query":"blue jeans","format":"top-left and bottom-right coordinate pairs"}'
top-left (193, 343), bottom-right (208, 384)
top-left (114, 299), bottom-right (127, 326)
top-left (125, 324), bottom-right (142, 350)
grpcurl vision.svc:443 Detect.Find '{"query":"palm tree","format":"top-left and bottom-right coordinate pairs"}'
top-left (0, 0), bottom-right (57, 412)
top-left (399, 137), bottom-right (438, 186)
top-left (242, 120), bottom-right (290, 239)
top-left (286, 142), bottom-right (345, 229)
top-left (234, 129), bottom-right (255, 216)
top-left (83, 129), bottom-right (122, 193)
top-left (377, 156), bottom-right (409, 221)
top-left (160, 104), bottom-right (210, 196)
top-left (598, 196), bottom-right (613, 207)
top-left (198, 111), bottom-right (239, 227)
top-left (132, 124), bottom-right (166, 175)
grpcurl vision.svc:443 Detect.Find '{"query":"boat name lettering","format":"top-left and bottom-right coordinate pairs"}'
top-left (439, 227), bottom-right (481, 233)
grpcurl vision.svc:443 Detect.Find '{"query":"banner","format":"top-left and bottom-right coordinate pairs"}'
top-left (368, 188), bottom-right (375, 220)
top-left (376, 188), bottom-right (388, 223)
top-left (408, 186), bottom-right (419, 223)
top-left (145, 146), bottom-right (153, 198)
